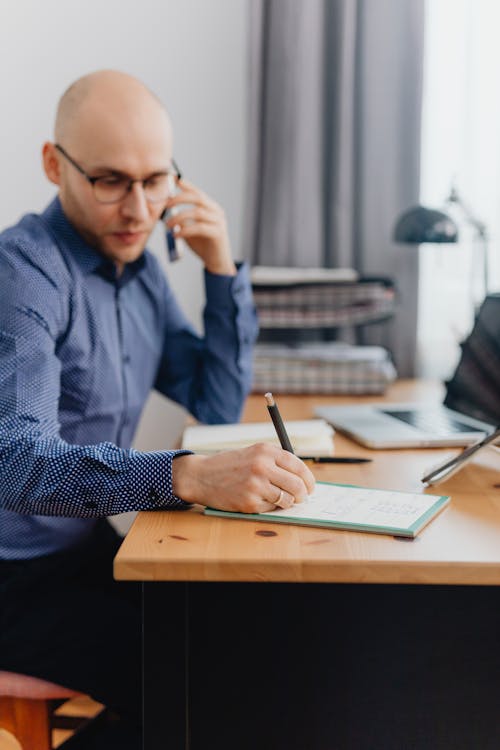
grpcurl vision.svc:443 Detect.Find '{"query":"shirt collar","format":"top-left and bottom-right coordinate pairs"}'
top-left (41, 196), bottom-right (146, 285)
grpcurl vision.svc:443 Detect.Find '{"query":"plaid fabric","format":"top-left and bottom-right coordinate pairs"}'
top-left (252, 278), bottom-right (395, 328)
top-left (252, 343), bottom-right (397, 394)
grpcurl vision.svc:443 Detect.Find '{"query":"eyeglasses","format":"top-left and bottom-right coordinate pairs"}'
top-left (54, 143), bottom-right (181, 204)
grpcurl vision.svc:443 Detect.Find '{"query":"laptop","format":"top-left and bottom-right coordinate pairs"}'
top-left (314, 401), bottom-right (494, 449)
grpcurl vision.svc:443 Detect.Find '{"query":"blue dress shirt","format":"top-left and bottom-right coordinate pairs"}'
top-left (0, 198), bottom-right (258, 559)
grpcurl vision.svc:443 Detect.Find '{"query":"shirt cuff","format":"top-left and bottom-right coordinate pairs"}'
top-left (204, 261), bottom-right (253, 311)
top-left (122, 448), bottom-right (194, 511)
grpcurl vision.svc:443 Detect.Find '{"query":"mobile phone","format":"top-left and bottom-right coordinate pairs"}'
top-left (160, 208), bottom-right (181, 262)
top-left (161, 172), bottom-right (182, 262)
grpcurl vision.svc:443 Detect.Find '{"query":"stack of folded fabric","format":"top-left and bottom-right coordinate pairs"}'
top-left (252, 342), bottom-right (397, 394)
top-left (445, 294), bottom-right (500, 424)
top-left (251, 266), bottom-right (396, 330)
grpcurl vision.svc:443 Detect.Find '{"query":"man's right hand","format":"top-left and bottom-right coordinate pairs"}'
top-left (171, 444), bottom-right (316, 513)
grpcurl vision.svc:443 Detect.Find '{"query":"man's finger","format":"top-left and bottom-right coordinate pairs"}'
top-left (275, 452), bottom-right (316, 495)
top-left (174, 223), bottom-right (218, 239)
top-left (165, 207), bottom-right (218, 228)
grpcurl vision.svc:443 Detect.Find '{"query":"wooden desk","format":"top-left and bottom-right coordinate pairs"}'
top-left (116, 380), bottom-right (500, 586)
top-left (114, 381), bottom-right (500, 750)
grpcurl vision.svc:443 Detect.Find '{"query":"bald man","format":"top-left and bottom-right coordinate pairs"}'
top-left (0, 71), bottom-right (314, 748)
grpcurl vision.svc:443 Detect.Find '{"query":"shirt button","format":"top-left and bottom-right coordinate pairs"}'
top-left (148, 488), bottom-right (161, 504)
top-left (84, 500), bottom-right (98, 510)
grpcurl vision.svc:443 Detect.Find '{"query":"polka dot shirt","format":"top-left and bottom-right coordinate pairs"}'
top-left (0, 198), bottom-right (258, 559)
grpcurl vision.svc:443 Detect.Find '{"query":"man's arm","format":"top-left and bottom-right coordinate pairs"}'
top-left (156, 177), bottom-right (258, 424)
top-left (154, 262), bottom-right (258, 424)
top-left (0, 253), bottom-right (310, 518)
top-left (0, 254), bottom-right (189, 518)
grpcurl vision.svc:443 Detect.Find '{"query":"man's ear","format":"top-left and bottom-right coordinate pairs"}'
top-left (42, 142), bottom-right (61, 185)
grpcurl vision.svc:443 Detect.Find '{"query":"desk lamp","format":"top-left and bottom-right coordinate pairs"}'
top-left (394, 186), bottom-right (490, 301)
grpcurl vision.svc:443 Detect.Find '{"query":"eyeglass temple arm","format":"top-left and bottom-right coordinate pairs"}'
top-left (171, 158), bottom-right (182, 180)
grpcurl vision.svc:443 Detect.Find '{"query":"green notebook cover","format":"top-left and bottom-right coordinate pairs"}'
top-left (204, 481), bottom-right (450, 538)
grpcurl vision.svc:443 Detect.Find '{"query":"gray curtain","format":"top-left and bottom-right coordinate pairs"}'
top-left (244, 0), bottom-right (425, 375)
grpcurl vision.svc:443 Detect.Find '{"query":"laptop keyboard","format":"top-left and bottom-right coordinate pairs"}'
top-left (381, 409), bottom-right (477, 434)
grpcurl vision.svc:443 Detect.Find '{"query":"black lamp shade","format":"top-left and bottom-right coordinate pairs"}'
top-left (394, 205), bottom-right (459, 244)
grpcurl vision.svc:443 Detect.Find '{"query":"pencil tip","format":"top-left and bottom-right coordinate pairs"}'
top-left (264, 392), bottom-right (274, 406)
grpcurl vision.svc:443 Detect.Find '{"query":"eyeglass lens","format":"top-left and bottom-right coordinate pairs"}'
top-left (93, 173), bottom-right (176, 204)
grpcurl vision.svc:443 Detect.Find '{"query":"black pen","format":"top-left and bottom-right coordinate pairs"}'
top-left (265, 392), bottom-right (294, 453)
top-left (298, 456), bottom-right (372, 464)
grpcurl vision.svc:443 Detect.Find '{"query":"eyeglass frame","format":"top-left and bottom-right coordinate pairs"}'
top-left (54, 143), bottom-right (182, 204)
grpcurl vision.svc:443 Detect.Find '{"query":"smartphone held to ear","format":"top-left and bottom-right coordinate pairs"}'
top-left (160, 208), bottom-right (182, 262)
top-left (161, 171), bottom-right (182, 262)
top-left (166, 226), bottom-right (180, 262)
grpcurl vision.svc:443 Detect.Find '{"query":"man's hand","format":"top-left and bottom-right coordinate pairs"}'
top-left (164, 178), bottom-right (236, 276)
top-left (172, 443), bottom-right (316, 513)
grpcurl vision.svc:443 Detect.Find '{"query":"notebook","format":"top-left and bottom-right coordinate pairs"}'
top-left (205, 480), bottom-right (450, 538)
top-left (314, 401), bottom-right (493, 449)
top-left (181, 419), bottom-right (334, 456)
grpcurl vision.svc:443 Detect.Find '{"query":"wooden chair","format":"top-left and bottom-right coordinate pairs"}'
top-left (0, 671), bottom-right (92, 750)
top-left (0, 728), bottom-right (22, 750)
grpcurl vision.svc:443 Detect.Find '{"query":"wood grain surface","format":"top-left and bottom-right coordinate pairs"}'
top-left (114, 381), bottom-right (500, 584)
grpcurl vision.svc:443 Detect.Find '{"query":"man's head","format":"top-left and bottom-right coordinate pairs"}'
top-left (43, 70), bottom-right (174, 272)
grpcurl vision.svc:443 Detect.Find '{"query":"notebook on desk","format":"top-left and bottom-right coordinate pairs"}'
top-left (314, 401), bottom-right (493, 449)
top-left (182, 419), bottom-right (334, 455)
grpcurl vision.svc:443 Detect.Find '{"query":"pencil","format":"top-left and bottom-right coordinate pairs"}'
top-left (298, 456), bottom-right (372, 464)
top-left (264, 392), bottom-right (294, 454)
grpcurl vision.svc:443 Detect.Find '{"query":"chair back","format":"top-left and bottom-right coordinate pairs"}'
top-left (445, 294), bottom-right (500, 425)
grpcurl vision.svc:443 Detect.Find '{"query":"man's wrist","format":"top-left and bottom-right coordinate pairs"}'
top-left (205, 259), bottom-right (237, 276)
top-left (171, 453), bottom-right (206, 504)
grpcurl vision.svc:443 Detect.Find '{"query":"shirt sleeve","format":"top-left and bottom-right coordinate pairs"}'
top-left (0, 252), bottom-right (191, 519)
top-left (154, 261), bottom-right (259, 424)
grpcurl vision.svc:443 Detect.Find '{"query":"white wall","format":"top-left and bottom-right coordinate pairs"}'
top-left (0, 0), bottom-right (248, 530)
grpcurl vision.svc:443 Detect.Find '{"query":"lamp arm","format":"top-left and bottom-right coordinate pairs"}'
top-left (446, 186), bottom-right (489, 296)
top-left (447, 186), bottom-right (487, 238)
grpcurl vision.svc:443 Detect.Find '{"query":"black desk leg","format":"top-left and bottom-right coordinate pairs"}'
top-left (143, 581), bottom-right (189, 750)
